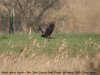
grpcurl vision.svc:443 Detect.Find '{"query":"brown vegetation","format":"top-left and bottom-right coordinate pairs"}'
top-left (0, 0), bottom-right (100, 33)
top-left (0, 52), bottom-right (99, 75)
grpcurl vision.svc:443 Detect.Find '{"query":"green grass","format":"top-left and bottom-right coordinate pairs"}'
top-left (0, 32), bottom-right (100, 57)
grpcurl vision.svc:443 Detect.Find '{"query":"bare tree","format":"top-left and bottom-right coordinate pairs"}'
top-left (1, 0), bottom-right (61, 32)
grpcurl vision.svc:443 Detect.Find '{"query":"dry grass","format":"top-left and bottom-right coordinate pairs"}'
top-left (0, 33), bottom-right (100, 75)
top-left (0, 38), bottom-right (100, 75)
top-left (0, 52), bottom-right (99, 75)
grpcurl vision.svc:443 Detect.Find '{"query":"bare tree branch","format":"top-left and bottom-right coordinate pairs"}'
top-left (1, 0), bottom-right (61, 32)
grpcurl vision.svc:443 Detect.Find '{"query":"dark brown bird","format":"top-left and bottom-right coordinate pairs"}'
top-left (41, 22), bottom-right (55, 38)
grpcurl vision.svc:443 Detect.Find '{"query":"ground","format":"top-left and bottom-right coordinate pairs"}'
top-left (0, 33), bottom-right (100, 75)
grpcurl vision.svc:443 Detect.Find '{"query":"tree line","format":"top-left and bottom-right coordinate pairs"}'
top-left (0, 0), bottom-right (61, 34)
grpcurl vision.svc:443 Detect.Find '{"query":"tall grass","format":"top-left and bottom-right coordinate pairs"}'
top-left (0, 32), bottom-right (100, 58)
top-left (0, 33), bottom-right (100, 75)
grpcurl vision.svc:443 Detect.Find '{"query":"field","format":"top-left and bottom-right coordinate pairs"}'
top-left (0, 0), bottom-right (100, 74)
top-left (0, 33), bottom-right (100, 57)
top-left (0, 33), bottom-right (100, 75)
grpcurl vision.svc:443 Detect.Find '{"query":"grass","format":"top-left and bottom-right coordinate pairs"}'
top-left (0, 33), bottom-right (100, 75)
top-left (0, 32), bottom-right (100, 57)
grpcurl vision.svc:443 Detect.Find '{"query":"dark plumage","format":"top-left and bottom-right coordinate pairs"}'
top-left (41, 22), bottom-right (55, 38)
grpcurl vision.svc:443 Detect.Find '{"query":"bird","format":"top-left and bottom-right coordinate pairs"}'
top-left (41, 22), bottom-right (55, 38)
